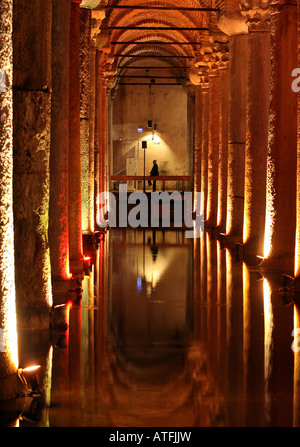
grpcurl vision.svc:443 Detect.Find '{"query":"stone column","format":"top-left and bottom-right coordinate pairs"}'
top-left (243, 6), bottom-right (271, 262)
top-left (69, 0), bottom-right (83, 272)
top-left (216, 65), bottom-right (229, 234)
top-left (263, 0), bottom-right (297, 273)
top-left (49, 0), bottom-right (71, 284)
top-left (193, 86), bottom-right (202, 211)
top-left (0, 0), bottom-right (19, 400)
top-left (294, 0), bottom-right (300, 284)
top-left (201, 84), bottom-right (209, 221)
top-left (97, 66), bottom-right (110, 225)
top-left (226, 33), bottom-right (248, 242)
top-left (89, 46), bottom-right (96, 233)
top-left (207, 70), bottom-right (220, 228)
top-left (13, 0), bottom-right (53, 329)
top-left (80, 6), bottom-right (92, 234)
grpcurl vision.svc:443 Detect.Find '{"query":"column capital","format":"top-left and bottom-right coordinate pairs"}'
top-left (217, 12), bottom-right (248, 36)
top-left (241, 2), bottom-right (271, 32)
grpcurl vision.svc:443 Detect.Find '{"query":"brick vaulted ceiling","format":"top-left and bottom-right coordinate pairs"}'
top-left (91, 0), bottom-right (240, 88)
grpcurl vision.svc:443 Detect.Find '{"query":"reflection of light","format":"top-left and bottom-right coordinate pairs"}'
top-left (137, 276), bottom-right (142, 292)
top-left (263, 278), bottom-right (273, 384)
top-left (21, 365), bottom-right (41, 373)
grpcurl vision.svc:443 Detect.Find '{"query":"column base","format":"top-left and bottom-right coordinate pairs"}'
top-left (260, 255), bottom-right (295, 276)
top-left (51, 278), bottom-right (73, 306)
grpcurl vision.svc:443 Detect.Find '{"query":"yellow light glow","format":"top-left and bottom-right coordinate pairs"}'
top-left (22, 365), bottom-right (41, 373)
top-left (263, 278), bottom-right (273, 383)
top-left (2, 225), bottom-right (19, 369)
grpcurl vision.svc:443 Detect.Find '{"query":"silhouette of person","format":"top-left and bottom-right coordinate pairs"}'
top-left (149, 160), bottom-right (159, 191)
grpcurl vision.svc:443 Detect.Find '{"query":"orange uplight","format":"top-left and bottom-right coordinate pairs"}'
top-left (83, 256), bottom-right (91, 261)
top-left (22, 365), bottom-right (41, 373)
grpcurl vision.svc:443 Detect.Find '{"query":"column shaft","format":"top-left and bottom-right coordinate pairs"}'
top-left (207, 75), bottom-right (220, 228)
top-left (201, 87), bottom-right (209, 221)
top-left (13, 0), bottom-right (53, 329)
top-left (89, 46), bottom-right (96, 233)
top-left (263, 0), bottom-right (297, 272)
top-left (217, 68), bottom-right (229, 233)
top-left (243, 28), bottom-right (270, 260)
top-left (69, 0), bottom-right (83, 270)
top-left (80, 7), bottom-right (92, 234)
top-left (226, 34), bottom-right (248, 240)
top-left (50, 0), bottom-right (71, 282)
top-left (295, 0), bottom-right (300, 280)
top-left (0, 0), bottom-right (19, 398)
top-left (193, 86), bottom-right (202, 210)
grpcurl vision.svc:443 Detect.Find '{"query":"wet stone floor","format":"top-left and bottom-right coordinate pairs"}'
top-left (2, 229), bottom-right (300, 427)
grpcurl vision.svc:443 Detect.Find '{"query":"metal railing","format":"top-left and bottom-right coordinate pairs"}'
top-left (111, 175), bottom-right (192, 192)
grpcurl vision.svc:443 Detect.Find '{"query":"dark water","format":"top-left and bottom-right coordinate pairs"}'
top-left (4, 229), bottom-right (300, 427)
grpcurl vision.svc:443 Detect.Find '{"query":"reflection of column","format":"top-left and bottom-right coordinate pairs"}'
top-left (206, 234), bottom-right (218, 375)
top-left (263, 0), bottom-right (297, 272)
top-left (243, 9), bottom-right (270, 260)
top-left (13, 0), bottom-right (52, 328)
top-left (263, 276), bottom-right (294, 426)
top-left (216, 66), bottom-right (229, 234)
top-left (80, 6), bottom-right (92, 234)
top-left (0, 0), bottom-right (19, 401)
top-left (243, 264), bottom-right (264, 425)
top-left (226, 249), bottom-right (244, 425)
top-left (217, 241), bottom-right (227, 391)
top-left (50, 0), bottom-right (71, 282)
top-left (293, 306), bottom-right (300, 427)
top-left (69, 0), bottom-right (83, 271)
top-left (193, 237), bottom-right (201, 339)
top-left (226, 34), bottom-right (248, 241)
top-left (200, 232), bottom-right (207, 342)
top-left (207, 73), bottom-right (220, 228)
top-left (201, 85), bottom-right (209, 221)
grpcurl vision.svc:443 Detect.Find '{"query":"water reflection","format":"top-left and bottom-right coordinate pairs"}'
top-left (2, 229), bottom-right (300, 426)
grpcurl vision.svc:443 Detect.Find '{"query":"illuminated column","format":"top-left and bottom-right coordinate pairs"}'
top-left (294, 0), bottom-right (300, 285)
top-left (201, 84), bottom-right (209, 222)
top-left (88, 45), bottom-right (96, 233)
top-left (0, 0), bottom-right (19, 399)
top-left (49, 0), bottom-right (71, 283)
top-left (263, 0), bottom-right (297, 273)
top-left (13, 0), bottom-right (53, 329)
top-left (226, 33), bottom-right (248, 241)
top-left (97, 63), bottom-right (110, 225)
top-left (193, 85), bottom-right (202, 210)
top-left (69, 0), bottom-right (83, 272)
top-left (207, 69), bottom-right (220, 228)
top-left (243, 6), bottom-right (271, 261)
top-left (216, 64), bottom-right (229, 234)
top-left (80, 5), bottom-right (92, 234)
